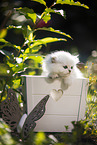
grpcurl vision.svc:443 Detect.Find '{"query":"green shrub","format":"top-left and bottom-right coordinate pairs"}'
top-left (0, 0), bottom-right (89, 101)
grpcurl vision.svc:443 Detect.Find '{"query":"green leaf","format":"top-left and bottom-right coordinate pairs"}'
top-left (56, 0), bottom-right (89, 9)
top-left (27, 13), bottom-right (37, 24)
top-left (0, 63), bottom-right (12, 76)
top-left (31, 0), bottom-right (46, 6)
top-left (38, 37), bottom-right (67, 43)
top-left (12, 63), bottom-right (26, 73)
top-left (29, 45), bottom-right (42, 50)
top-left (42, 13), bottom-right (51, 23)
top-left (27, 55), bottom-right (43, 64)
top-left (0, 38), bottom-right (21, 51)
top-left (7, 25), bottom-right (22, 30)
top-left (13, 45), bottom-right (21, 50)
top-left (0, 50), bottom-right (10, 58)
top-left (44, 8), bottom-right (55, 13)
top-left (32, 37), bottom-right (67, 47)
top-left (45, 8), bottom-right (66, 18)
top-left (16, 7), bottom-right (37, 23)
top-left (34, 27), bottom-right (72, 39)
top-left (16, 7), bottom-right (34, 14)
top-left (0, 29), bottom-right (7, 38)
top-left (0, 39), bottom-right (8, 43)
top-left (26, 25), bottom-right (34, 41)
top-left (24, 45), bottom-right (42, 54)
top-left (24, 37), bottom-right (66, 54)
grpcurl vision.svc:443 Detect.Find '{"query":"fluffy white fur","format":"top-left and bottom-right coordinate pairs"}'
top-left (42, 51), bottom-right (83, 86)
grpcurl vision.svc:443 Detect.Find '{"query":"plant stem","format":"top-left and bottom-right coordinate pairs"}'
top-left (0, 10), bottom-right (12, 29)
top-left (0, 83), bottom-right (6, 102)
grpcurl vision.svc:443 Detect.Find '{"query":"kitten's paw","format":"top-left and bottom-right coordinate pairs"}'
top-left (64, 78), bottom-right (72, 87)
top-left (48, 73), bottom-right (59, 79)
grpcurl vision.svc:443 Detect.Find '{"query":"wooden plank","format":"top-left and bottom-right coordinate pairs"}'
top-left (34, 115), bottom-right (77, 132)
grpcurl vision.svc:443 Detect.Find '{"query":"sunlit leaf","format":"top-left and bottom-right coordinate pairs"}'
top-left (7, 61), bottom-right (14, 68)
top-left (16, 7), bottom-right (37, 23)
top-left (45, 8), bottom-right (55, 13)
top-left (31, 37), bottom-right (67, 48)
top-left (28, 56), bottom-right (43, 63)
top-left (26, 25), bottom-right (34, 41)
top-left (42, 13), bottom-right (51, 23)
top-left (0, 38), bottom-right (21, 51)
top-left (13, 45), bottom-right (21, 50)
top-left (0, 63), bottom-right (12, 76)
top-left (29, 45), bottom-right (42, 51)
top-left (34, 27), bottom-right (72, 39)
top-left (12, 79), bottom-right (21, 89)
top-left (56, 0), bottom-right (89, 9)
top-left (7, 25), bottom-right (22, 30)
top-left (39, 37), bottom-right (67, 43)
top-left (24, 47), bottom-right (30, 54)
top-left (45, 8), bottom-right (66, 18)
top-left (28, 71), bottom-right (36, 75)
top-left (16, 7), bottom-right (34, 14)
top-left (31, 0), bottom-right (46, 6)
top-left (0, 29), bottom-right (7, 38)
top-left (12, 63), bottom-right (26, 73)
top-left (24, 45), bottom-right (42, 54)
top-left (0, 50), bottom-right (10, 58)
top-left (30, 45), bottom-right (42, 50)
top-left (34, 132), bottom-right (46, 144)
top-left (27, 13), bottom-right (37, 24)
top-left (0, 39), bottom-right (8, 43)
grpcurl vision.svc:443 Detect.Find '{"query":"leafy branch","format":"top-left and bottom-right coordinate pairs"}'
top-left (0, 0), bottom-right (89, 100)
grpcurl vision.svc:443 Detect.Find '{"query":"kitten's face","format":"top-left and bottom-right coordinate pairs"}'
top-left (62, 65), bottom-right (73, 75)
top-left (52, 62), bottom-right (74, 77)
top-left (50, 52), bottom-right (78, 77)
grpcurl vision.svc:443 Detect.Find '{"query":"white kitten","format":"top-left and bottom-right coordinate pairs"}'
top-left (42, 51), bottom-right (83, 86)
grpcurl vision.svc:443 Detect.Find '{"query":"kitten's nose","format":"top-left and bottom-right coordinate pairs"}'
top-left (69, 70), bottom-right (71, 73)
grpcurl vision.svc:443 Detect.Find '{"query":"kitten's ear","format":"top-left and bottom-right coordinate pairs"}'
top-left (51, 57), bottom-right (56, 63)
top-left (74, 55), bottom-right (79, 64)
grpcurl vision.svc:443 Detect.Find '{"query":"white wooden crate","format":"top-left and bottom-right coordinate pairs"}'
top-left (22, 75), bottom-right (88, 132)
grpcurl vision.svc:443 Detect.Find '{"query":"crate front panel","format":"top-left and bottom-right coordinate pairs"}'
top-left (22, 76), bottom-right (88, 132)
top-left (25, 76), bottom-right (83, 115)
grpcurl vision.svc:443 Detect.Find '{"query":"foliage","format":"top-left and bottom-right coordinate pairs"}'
top-left (84, 52), bottom-right (97, 144)
top-left (0, 0), bottom-right (73, 101)
top-left (0, 0), bottom-right (96, 145)
top-left (0, 119), bottom-right (18, 145)
top-left (0, 0), bottom-right (89, 102)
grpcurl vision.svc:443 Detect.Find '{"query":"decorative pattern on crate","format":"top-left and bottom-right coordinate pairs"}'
top-left (22, 75), bottom-right (88, 132)
top-left (1, 88), bottom-right (49, 139)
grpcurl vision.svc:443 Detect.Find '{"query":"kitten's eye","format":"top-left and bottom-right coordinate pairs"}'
top-left (71, 66), bottom-right (73, 69)
top-left (63, 65), bottom-right (68, 69)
